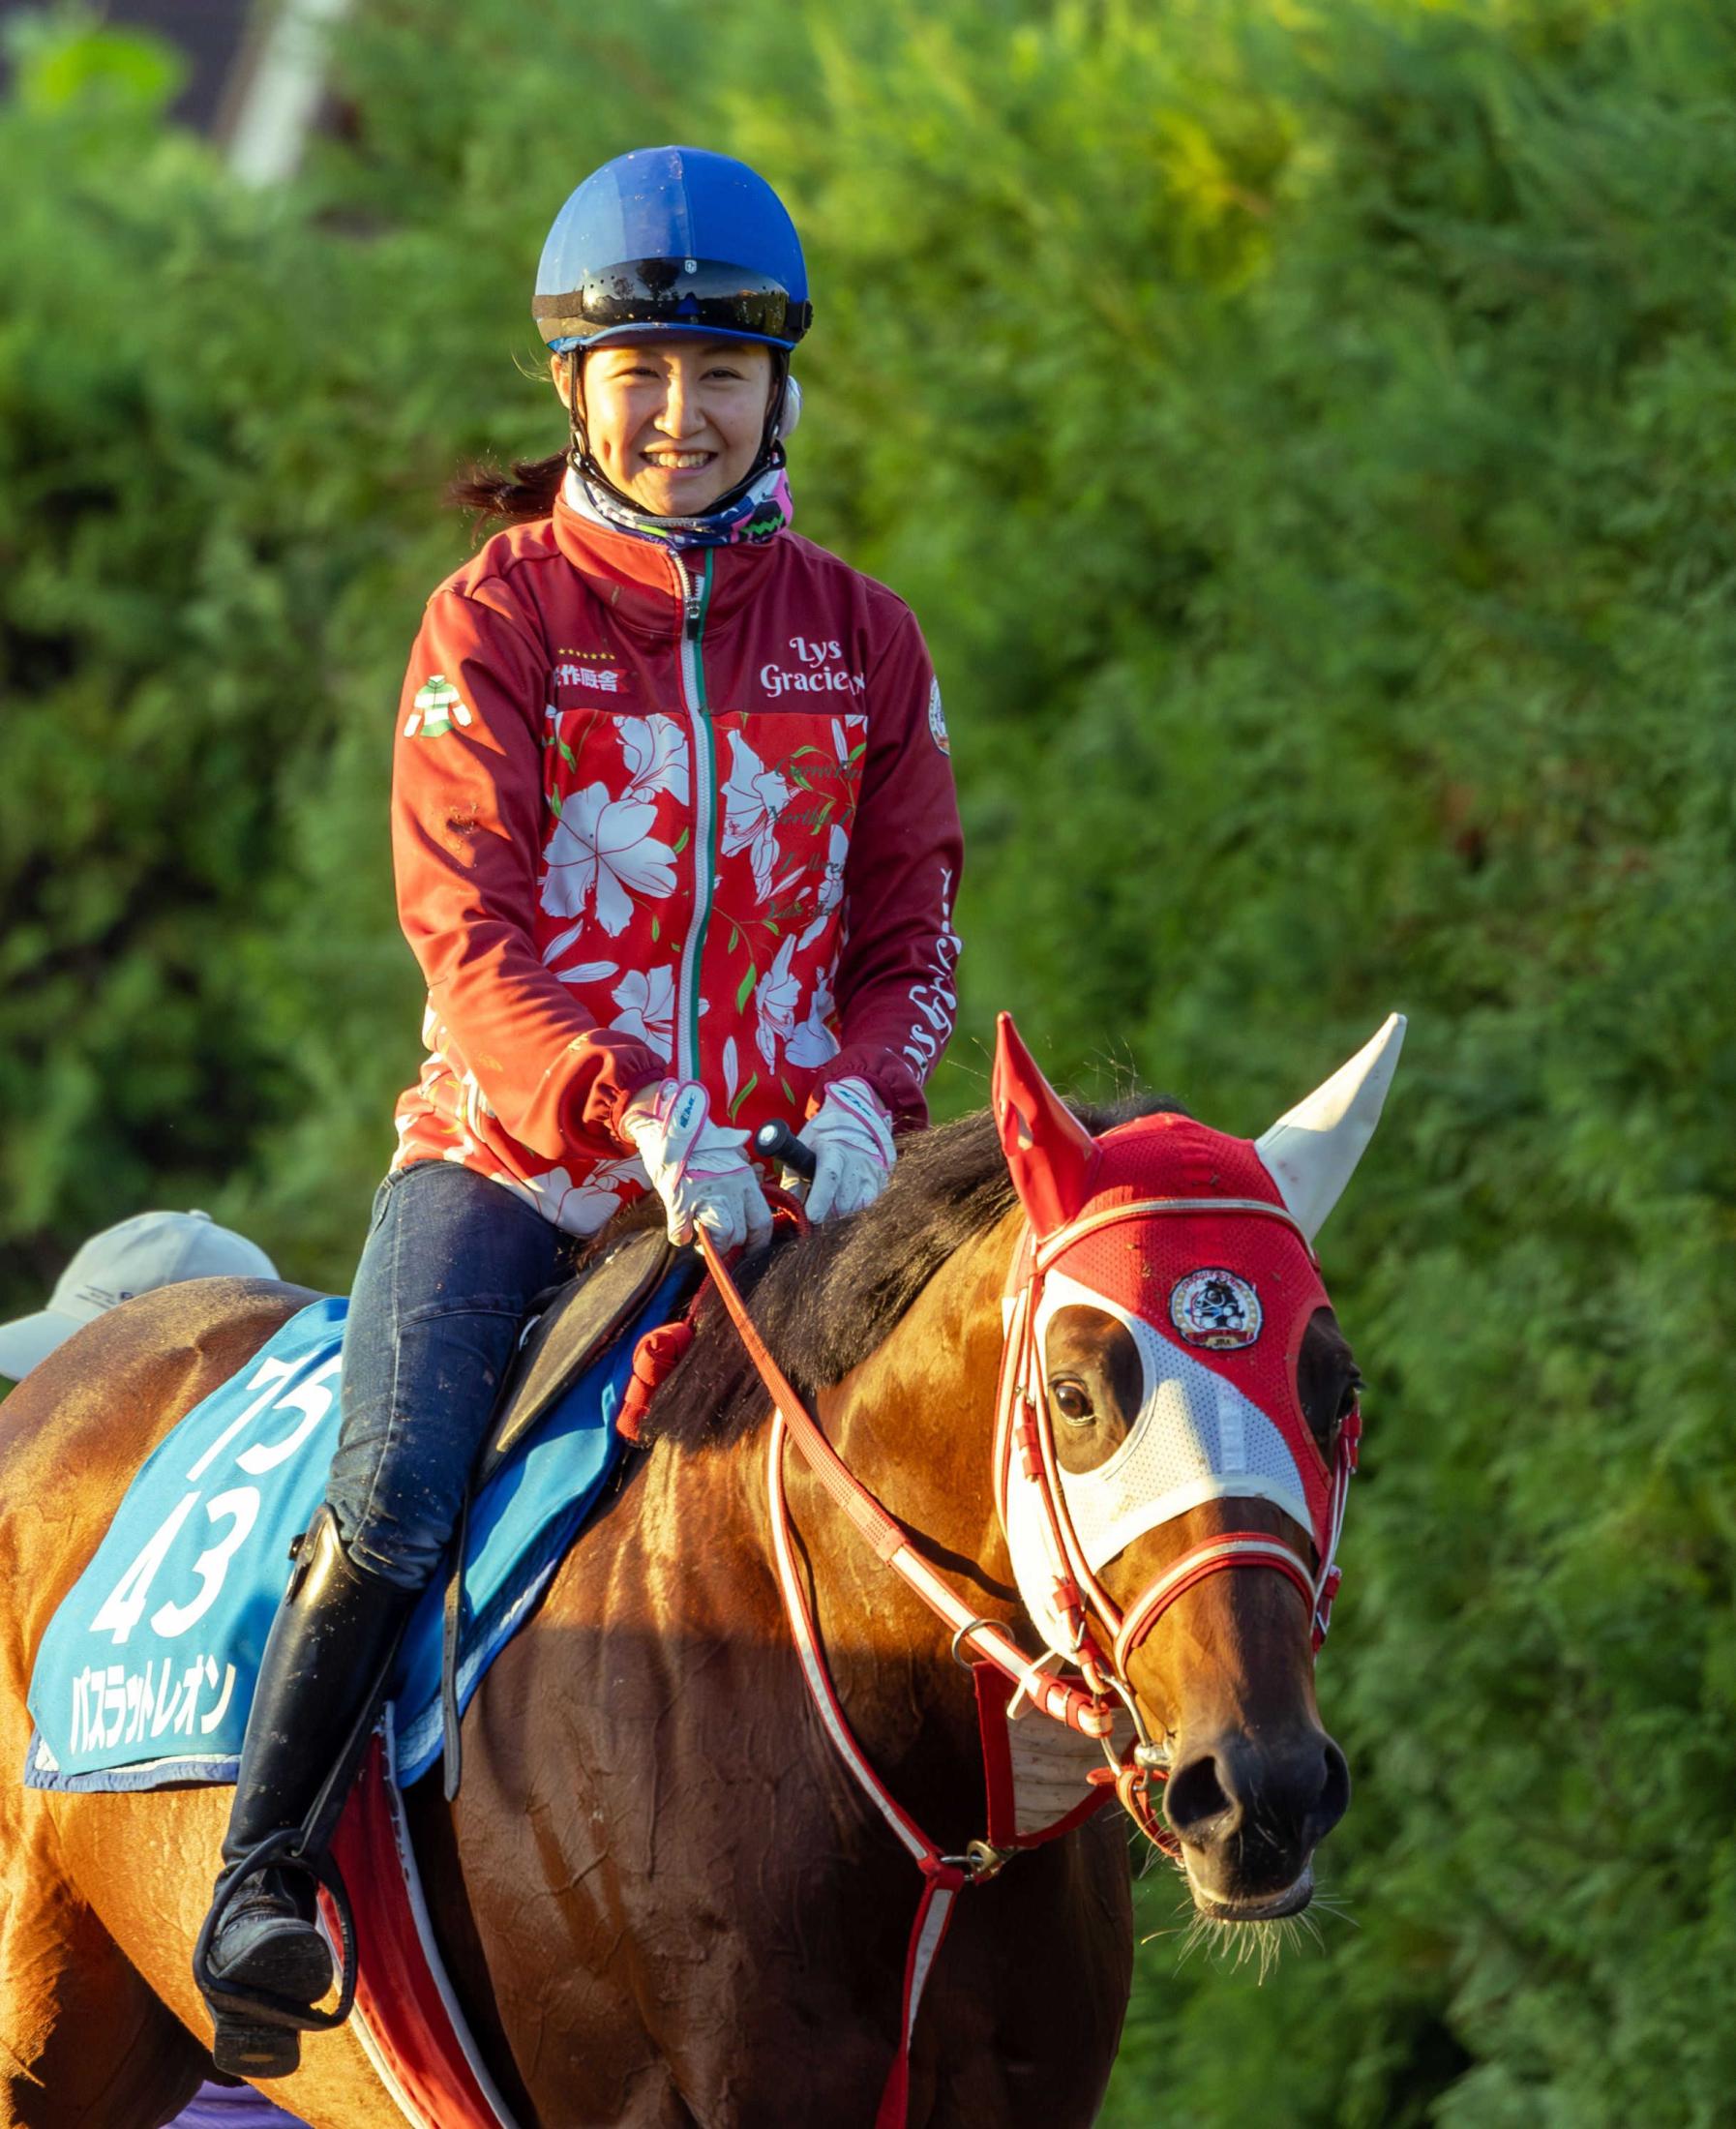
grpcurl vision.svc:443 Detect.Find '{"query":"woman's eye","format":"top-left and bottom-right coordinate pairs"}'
top-left (1051, 1380), bottom-right (1094, 1425)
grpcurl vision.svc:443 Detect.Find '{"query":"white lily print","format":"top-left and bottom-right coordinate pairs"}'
top-left (611, 966), bottom-right (675, 1060)
top-left (786, 962), bottom-right (841, 1068)
top-left (620, 714), bottom-right (689, 802)
top-left (540, 926), bottom-right (618, 992)
top-left (796, 825), bottom-right (850, 951)
top-left (516, 1157), bottom-right (649, 1236)
top-left (755, 935), bottom-right (802, 1067)
top-left (542, 783), bottom-right (676, 936)
top-left (720, 733), bottom-right (792, 900)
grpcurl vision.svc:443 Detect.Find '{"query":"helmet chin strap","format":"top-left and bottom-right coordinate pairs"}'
top-left (564, 347), bottom-right (791, 524)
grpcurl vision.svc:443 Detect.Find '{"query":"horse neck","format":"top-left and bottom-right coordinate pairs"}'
top-left (519, 1211), bottom-right (1022, 1842)
top-left (763, 1210), bottom-right (1023, 1816)
top-left (818, 1205), bottom-right (1018, 1592)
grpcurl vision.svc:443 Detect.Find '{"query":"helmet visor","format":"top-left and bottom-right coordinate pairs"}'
top-left (535, 255), bottom-right (812, 350)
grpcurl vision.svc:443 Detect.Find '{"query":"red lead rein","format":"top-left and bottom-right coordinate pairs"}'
top-left (695, 1231), bottom-right (1107, 2129)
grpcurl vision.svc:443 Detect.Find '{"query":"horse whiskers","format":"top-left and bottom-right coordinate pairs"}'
top-left (1124, 1818), bottom-right (1188, 1883)
top-left (1177, 1911), bottom-right (1307, 1983)
top-left (1140, 1885), bottom-right (1347, 1980)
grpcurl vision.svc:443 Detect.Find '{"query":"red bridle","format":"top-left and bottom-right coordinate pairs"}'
top-left (988, 1191), bottom-right (1359, 1843)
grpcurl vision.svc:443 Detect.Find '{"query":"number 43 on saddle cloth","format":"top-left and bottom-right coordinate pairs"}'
top-left (25, 1254), bottom-right (689, 1795)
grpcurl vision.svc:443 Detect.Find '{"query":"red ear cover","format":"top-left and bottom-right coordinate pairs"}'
top-left (992, 1012), bottom-right (1099, 1238)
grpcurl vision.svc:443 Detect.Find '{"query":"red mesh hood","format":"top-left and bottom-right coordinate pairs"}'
top-left (1039, 1112), bottom-right (1335, 1558)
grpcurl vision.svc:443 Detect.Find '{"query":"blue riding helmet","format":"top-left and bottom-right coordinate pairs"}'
top-left (534, 145), bottom-right (811, 354)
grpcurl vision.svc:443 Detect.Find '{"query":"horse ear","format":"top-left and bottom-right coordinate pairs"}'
top-left (1255, 1012), bottom-right (1406, 1243)
top-left (993, 1012), bottom-right (1099, 1237)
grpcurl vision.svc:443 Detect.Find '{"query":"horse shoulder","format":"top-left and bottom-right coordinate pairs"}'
top-left (426, 1429), bottom-right (810, 2117)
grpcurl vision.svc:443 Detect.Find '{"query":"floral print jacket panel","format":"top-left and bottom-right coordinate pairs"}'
top-left (389, 496), bottom-right (964, 1235)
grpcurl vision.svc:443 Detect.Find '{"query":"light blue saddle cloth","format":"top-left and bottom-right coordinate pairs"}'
top-left (25, 1274), bottom-right (683, 1793)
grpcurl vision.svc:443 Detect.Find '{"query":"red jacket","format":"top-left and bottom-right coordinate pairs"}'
top-left (389, 491), bottom-right (963, 1233)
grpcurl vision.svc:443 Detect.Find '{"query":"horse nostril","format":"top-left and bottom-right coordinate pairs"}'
top-left (1165, 1734), bottom-right (1350, 1855)
top-left (1164, 1751), bottom-right (1239, 1844)
top-left (1307, 1739), bottom-right (1351, 1842)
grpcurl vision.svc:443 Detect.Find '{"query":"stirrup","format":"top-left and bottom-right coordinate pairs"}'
top-left (194, 1828), bottom-right (359, 2040)
top-left (210, 2013), bottom-right (306, 2082)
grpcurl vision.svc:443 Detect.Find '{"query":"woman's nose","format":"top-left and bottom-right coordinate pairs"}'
top-left (657, 375), bottom-right (700, 437)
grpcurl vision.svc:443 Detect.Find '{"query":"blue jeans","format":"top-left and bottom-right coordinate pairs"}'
top-left (326, 1162), bottom-right (570, 1590)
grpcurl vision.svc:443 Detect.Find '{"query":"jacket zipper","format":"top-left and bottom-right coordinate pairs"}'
top-left (673, 550), bottom-right (715, 1083)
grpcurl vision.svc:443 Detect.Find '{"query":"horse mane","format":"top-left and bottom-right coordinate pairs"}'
top-left (620, 1094), bottom-right (1179, 1449)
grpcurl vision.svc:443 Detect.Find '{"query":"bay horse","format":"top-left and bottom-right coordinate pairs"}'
top-left (0, 1014), bottom-right (1397, 2127)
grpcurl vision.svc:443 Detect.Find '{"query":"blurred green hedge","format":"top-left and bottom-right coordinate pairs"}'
top-left (2, 1), bottom-right (1734, 2120)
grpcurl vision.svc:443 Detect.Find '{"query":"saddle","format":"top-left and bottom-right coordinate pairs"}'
top-left (482, 1220), bottom-right (697, 1483)
top-left (437, 1220), bottom-right (703, 1794)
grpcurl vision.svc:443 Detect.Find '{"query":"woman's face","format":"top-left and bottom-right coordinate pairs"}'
top-left (556, 338), bottom-right (777, 515)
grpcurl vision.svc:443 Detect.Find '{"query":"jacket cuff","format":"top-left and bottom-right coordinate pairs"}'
top-left (558, 1043), bottom-right (666, 1154)
top-left (808, 1048), bottom-right (928, 1133)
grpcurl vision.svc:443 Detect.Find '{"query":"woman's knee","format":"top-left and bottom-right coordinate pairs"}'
top-left (328, 1297), bottom-right (529, 1587)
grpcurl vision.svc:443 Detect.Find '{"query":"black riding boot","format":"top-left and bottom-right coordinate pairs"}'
top-left (196, 1505), bottom-right (414, 2078)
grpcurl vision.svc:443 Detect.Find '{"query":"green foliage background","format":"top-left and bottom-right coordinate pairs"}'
top-left (2, 0), bottom-right (1734, 2117)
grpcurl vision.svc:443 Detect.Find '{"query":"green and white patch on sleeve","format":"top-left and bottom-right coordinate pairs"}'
top-left (404, 675), bottom-right (474, 739)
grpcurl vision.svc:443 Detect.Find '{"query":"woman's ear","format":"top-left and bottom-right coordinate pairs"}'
top-left (550, 351), bottom-right (575, 411)
top-left (777, 374), bottom-right (801, 440)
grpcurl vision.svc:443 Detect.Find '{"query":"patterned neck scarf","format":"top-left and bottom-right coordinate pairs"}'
top-left (561, 460), bottom-right (793, 551)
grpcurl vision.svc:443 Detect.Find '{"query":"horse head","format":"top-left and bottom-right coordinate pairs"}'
top-left (991, 1010), bottom-right (1404, 1920)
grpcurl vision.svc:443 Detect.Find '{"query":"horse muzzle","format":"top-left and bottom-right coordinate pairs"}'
top-left (1161, 1722), bottom-right (1351, 1912)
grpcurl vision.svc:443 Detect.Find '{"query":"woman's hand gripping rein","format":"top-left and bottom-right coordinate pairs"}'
top-left (623, 1080), bottom-right (774, 1253)
top-left (794, 1078), bottom-right (896, 1223)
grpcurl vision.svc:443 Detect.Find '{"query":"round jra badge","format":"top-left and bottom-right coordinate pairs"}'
top-left (1170, 1269), bottom-right (1262, 1350)
top-left (927, 676), bottom-right (951, 756)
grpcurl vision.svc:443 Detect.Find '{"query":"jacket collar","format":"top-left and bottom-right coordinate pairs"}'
top-left (550, 490), bottom-right (779, 640)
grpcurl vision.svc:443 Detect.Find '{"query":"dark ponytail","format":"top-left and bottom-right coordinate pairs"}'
top-left (446, 449), bottom-right (567, 528)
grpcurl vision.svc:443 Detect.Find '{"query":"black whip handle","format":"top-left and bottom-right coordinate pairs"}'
top-left (753, 1119), bottom-right (817, 1182)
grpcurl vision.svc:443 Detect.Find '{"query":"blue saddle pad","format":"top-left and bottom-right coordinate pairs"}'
top-left (25, 1273), bottom-right (686, 1793)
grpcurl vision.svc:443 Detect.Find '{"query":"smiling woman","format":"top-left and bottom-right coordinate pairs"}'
top-left (181, 141), bottom-right (966, 2080)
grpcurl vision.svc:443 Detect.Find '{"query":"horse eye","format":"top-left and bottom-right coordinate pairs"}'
top-left (1338, 1379), bottom-right (1362, 1421)
top-left (1051, 1379), bottom-right (1094, 1426)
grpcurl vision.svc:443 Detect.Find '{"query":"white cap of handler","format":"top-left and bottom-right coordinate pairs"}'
top-left (0, 1211), bottom-right (279, 1381)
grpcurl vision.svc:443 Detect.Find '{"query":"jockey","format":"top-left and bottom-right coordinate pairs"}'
top-left (196, 145), bottom-right (963, 2072)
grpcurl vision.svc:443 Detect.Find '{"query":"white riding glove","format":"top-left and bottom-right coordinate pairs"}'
top-left (794, 1078), bottom-right (896, 1224)
top-left (622, 1080), bottom-right (773, 1253)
